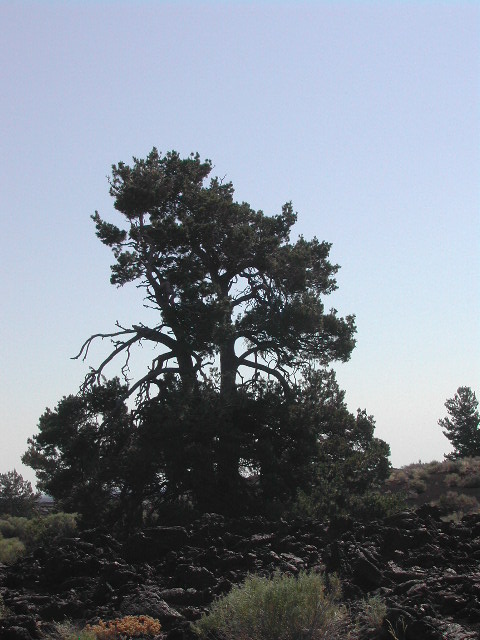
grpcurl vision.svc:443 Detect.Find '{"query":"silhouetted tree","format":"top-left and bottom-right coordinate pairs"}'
top-left (74, 149), bottom-right (356, 499)
top-left (439, 386), bottom-right (480, 460)
top-left (0, 470), bottom-right (39, 517)
top-left (25, 150), bottom-right (394, 521)
top-left (291, 369), bottom-right (391, 519)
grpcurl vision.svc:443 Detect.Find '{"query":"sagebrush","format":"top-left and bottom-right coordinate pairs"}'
top-left (194, 570), bottom-right (350, 640)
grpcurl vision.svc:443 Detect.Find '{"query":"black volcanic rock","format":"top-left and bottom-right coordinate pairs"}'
top-left (1, 510), bottom-right (479, 640)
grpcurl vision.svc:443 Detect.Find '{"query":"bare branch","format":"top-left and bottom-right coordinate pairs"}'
top-left (72, 329), bottom-right (136, 361)
top-left (80, 334), bottom-right (140, 389)
top-left (132, 324), bottom-right (179, 350)
top-left (238, 357), bottom-right (292, 397)
top-left (126, 351), bottom-right (175, 399)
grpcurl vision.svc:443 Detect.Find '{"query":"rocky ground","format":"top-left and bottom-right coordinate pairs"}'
top-left (1, 505), bottom-right (479, 640)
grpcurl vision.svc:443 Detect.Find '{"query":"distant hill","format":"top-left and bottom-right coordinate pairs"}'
top-left (385, 456), bottom-right (480, 520)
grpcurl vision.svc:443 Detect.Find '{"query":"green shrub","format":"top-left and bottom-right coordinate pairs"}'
top-left (293, 488), bottom-right (405, 522)
top-left (444, 473), bottom-right (459, 487)
top-left (410, 467), bottom-right (428, 481)
top-left (385, 469), bottom-right (409, 489)
top-left (0, 512), bottom-right (76, 552)
top-left (22, 512), bottom-right (77, 549)
top-left (436, 491), bottom-right (479, 514)
top-left (194, 570), bottom-right (349, 640)
top-left (457, 473), bottom-right (480, 488)
top-left (442, 460), bottom-right (460, 473)
top-left (423, 460), bottom-right (442, 473)
top-left (0, 517), bottom-right (20, 539)
top-left (0, 536), bottom-right (25, 564)
top-left (346, 492), bottom-right (406, 520)
top-left (357, 595), bottom-right (387, 633)
top-left (408, 478), bottom-right (427, 494)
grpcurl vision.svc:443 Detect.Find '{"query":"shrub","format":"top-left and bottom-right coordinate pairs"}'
top-left (0, 512), bottom-right (76, 561)
top-left (0, 536), bottom-right (25, 564)
top-left (436, 491), bottom-right (479, 514)
top-left (0, 517), bottom-right (19, 539)
top-left (385, 469), bottom-right (409, 488)
top-left (85, 616), bottom-right (163, 639)
top-left (194, 570), bottom-right (349, 640)
top-left (22, 512), bottom-right (77, 549)
top-left (346, 492), bottom-right (406, 520)
top-left (423, 460), bottom-right (442, 473)
top-left (457, 473), bottom-right (480, 489)
top-left (411, 467), bottom-right (428, 480)
top-left (357, 595), bottom-right (387, 633)
top-left (49, 621), bottom-right (96, 640)
top-left (408, 478), bottom-right (427, 494)
top-left (444, 474), bottom-right (460, 487)
top-left (440, 460), bottom-right (459, 474)
top-left (294, 487), bottom-right (405, 522)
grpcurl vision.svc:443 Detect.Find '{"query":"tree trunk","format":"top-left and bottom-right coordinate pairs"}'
top-left (176, 347), bottom-right (198, 394)
top-left (216, 337), bottom-right (243, 511)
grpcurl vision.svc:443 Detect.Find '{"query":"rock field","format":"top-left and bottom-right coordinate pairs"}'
top-left (1, 505), bottom-right (479, 639)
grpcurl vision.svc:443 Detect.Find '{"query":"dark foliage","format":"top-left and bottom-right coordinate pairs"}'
top-left (291, 369), bottom-right (392, 520)
top-left (24, 370), bottom-right (391, 524)
top-left (22, 379), bottom-right (147, 527)
top-left (0, 470), bottom-right (38, 517)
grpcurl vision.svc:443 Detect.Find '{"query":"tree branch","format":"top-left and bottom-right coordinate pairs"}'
top-left (72, 329), bottom-right (137, 361)
top-left (237, 357), bottom-right (292, 397)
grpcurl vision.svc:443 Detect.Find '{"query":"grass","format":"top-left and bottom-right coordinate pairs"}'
top-left (357, 594), bottom-right (387, 632)
top-left (45, 621), bottom-right (96, 640)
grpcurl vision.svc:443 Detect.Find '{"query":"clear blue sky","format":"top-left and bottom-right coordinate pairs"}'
top-left (1, 1), bottom-right (479, 485)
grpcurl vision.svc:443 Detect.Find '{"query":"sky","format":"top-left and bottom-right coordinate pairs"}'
top-left (1, 1), bottom-right (479, 486)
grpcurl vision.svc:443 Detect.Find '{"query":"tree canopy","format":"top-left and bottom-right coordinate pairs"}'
top-left (0, 470), bottom-right (39, 517)
top-left (77, 149), bottom-right (356, 401)
top-left (439, 386), bottom-right (480, 460)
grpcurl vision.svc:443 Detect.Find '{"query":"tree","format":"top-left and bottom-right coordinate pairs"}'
top-left (439, 386), bottom-right (480, 460)
top-left (0, 470), bottom-right (39, 517)
top-left (22, 379), bottom-right (149, 526)
top-left (291, 369), bottom-right (391, 520)
top-left (74, 149), bottom-right (356, 497)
